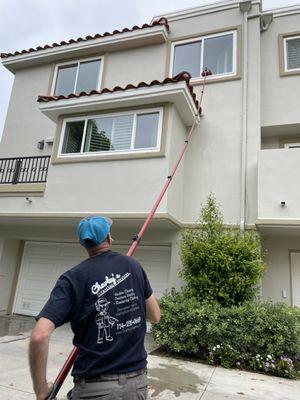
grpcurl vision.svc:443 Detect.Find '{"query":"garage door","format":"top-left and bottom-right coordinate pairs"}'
top-left (14, 242), bottom-right (171, 316)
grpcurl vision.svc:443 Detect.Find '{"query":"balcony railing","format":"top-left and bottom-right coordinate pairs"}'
top-left (0, 156), bottom-right (51, 184)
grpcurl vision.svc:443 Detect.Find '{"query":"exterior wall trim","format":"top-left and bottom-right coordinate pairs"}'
top-left (279, 32), bottom-right (300, 77)
top-left (256, 219), bottom-right (300, 227)
top-left (0, 184), bottom-right (46, 196)
top-left (0, 212), bottom-right (183, 227)
top-left (152, 0), bottom-right (261, 22)
top-left (271, 5), bottom-right (300, 18)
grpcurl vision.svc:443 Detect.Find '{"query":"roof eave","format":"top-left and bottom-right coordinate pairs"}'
top-left (1, 25), bottom-right (169, 73)
top-left (38, 82), bottom-right (199, 126)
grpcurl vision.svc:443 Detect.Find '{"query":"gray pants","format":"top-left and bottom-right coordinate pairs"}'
top-left (68, 371), bottom-right (148, 400)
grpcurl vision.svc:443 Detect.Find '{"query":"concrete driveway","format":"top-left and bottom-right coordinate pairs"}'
top-left (0, 315), bottom-right (299, 400)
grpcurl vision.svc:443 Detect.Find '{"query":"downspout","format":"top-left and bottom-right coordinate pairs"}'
top-left (239, 1), bottom-right (252, 231)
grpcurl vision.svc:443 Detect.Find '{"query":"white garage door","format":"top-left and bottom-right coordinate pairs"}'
top-left (14, 241), bottom-right (171, 316)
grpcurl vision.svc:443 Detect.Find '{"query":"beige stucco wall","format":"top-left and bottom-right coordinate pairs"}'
top-left (262, 235), bottom-right (300, 305)
top-left (258, 148), bottom-right (300, 220)
top-left (261, 14), bottom-right (300, 128)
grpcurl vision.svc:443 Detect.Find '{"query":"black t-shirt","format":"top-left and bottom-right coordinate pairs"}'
top-left (37, 250), bottom-right (153, 377)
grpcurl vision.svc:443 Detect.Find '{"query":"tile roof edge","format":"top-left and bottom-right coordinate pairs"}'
top-left (0, 17), bottom-right (169, 59)
top-left (37, 72), bottom-right (199, 110)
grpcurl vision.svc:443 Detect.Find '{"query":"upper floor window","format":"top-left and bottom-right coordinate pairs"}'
top-left (59, 108), bottom-right (162, 157)
top-left (284, 36), bottom-right (300, 72)
top-left (53, 58), bottom-right (102, 96)
top-left (171, 31), bottom-right (237, 79)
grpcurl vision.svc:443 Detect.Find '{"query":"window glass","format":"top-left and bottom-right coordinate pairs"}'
top-left (203, 34), bottom-right (233, 75)
top-left (62, 121), bottom-right (85, 153)
top-left (76, 60), bottom-right (101, 93)
top-left (84, 114), bottom-right (134, 152)
top-left (84, 118), bottom-right (113, 152)
top-left (173, 41), bottom-right (201, 78)
top-left (286, 38), bottom-right (300, 70)
top-left (54, 64), bottom-right (77, 96)
top-left (135, 113), bottom-right (159, 149)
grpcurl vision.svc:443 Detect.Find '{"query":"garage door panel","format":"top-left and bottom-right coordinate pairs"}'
top-left (14, 242), bottom-right (171, 316)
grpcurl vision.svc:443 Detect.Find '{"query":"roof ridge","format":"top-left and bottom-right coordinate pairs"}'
top-left (0, 17), bottom-right (169, 59)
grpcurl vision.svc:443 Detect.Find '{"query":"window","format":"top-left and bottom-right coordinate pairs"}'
top-left (284, 36), bottom-right (300, 72)
top-left (53, 58), bottom-right (102, 96)
top-left (60, 108), bottom-right (162, 156)
top-left (172, 31), bottom-right (236, 79)
top-left (284, 142), bottom-right (300, 149)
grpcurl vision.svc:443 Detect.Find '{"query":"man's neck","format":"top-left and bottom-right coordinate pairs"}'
top-left (88, 246), bottom-right (110, 258)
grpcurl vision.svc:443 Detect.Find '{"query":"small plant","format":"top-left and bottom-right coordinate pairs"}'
top-left (180, 194), bottom-right (266, 307)
top-left (208, 343), bottom-right (240, 369)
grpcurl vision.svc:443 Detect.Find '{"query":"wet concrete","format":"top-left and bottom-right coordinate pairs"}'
top-left (0, 315), bottom-right (35, 337)
top-left (148, 363), bottom-right (205, 397)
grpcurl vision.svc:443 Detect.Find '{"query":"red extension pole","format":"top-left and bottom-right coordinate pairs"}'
top-left (45, 69), bottom-right (211, 400)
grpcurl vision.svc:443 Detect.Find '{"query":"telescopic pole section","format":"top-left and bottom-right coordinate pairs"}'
top-left (45, 68), bottom-right (211, 400)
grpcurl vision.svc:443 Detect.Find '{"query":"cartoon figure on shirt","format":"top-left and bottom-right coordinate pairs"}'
top-left (95, 297), bottom-right (118, 344)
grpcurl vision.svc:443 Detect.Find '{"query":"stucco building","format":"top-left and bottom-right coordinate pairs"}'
top-left (0, 0), bottom-right (299, 316)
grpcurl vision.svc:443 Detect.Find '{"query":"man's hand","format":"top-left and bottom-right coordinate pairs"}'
top-left (36, 381), bottom-right (53, 400)
top-left (29, 318), bottom-right (55, 400)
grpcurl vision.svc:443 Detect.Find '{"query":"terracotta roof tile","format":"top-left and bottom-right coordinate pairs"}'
top-left (0, 18), bottom-right (169, 59)
top-left (37, 72), bottom-right (200, 110)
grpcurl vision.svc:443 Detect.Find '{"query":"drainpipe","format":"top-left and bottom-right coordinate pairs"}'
top-left (239, 1), bottom-right (252, 231)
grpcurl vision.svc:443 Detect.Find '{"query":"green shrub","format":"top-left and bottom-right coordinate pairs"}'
top-left (152, 292), bottom-right (300, 378)
top-left (180, 194), bottom-right (265, 306)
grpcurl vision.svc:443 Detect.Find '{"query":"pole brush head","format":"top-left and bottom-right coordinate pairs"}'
top-left (201, 69), bottom-right (213, 77)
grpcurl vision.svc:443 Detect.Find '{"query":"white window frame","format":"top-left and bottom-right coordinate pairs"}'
top-left (284, 142), bottom-right (300, 149)
top-left (170, 30), bottom-right (237, 82)
top-left (284, 35), bottom-right (300, 73)
top-left (58, 107), bottom-right (164, 158)
top-left (51, 56), bottom-right (104, 95)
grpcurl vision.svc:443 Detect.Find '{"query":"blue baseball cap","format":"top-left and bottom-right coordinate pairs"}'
top-left (77, 216), bottom-right (113, 247)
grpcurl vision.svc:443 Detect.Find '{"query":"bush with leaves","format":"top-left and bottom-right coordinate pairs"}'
top-left (180, 194), bottom-right (265, 306)
top-left (152, 292), bottom-right (300, 378)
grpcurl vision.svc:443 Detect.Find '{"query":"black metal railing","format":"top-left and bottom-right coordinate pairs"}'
top-left (0, 156), bottom-right (51, 184)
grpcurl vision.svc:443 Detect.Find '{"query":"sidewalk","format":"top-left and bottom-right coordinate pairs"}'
top-left (0, 316), bottom-right (299, 399)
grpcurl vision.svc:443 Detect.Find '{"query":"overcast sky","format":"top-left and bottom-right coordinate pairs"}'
top-left (0, 0), bottom-right (299, 140)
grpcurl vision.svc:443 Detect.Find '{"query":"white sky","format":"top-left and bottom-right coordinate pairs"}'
top-left (0, 0), bottom-right (299, 141)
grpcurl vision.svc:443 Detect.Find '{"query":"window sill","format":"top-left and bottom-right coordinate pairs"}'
top-left (0, 183), bottom-right (46, 197)
top-left (280, 69), bottom-right (300, 77)
top-left (52, 149), bottom-right (165, 164)
top-left (190, 73), bottom-right (241, 85)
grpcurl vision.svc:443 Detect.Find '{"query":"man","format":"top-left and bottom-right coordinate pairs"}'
top-left (29, 216), bottom-right (160, 400)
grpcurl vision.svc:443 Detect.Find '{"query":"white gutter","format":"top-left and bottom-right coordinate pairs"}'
top-left (239, 1), bottom-right (252, 231)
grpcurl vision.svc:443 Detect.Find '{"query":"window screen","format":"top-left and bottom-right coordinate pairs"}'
top-left (135, 113), bottom-right (159, 149)
top-left (54, 64), bottom-right (77, 96)
top-left (286, 38), bottom-right (300, 70)
top-left (173, 41), bottom-right (202, 78)
top-left (203, 34), bottom-right (233, 75)
top-left (62, 121), bottom-right (85, 153)
top-left (76, 60), bottom-right (101, 93)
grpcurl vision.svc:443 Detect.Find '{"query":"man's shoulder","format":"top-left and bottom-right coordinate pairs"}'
top-left (109, 251), bottom-right (141, 268)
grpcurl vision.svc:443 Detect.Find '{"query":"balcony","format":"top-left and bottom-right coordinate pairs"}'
top-left (0, 156), bottom-right (50, 195)
top-left (257, 149), bottom-right (300, 227)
